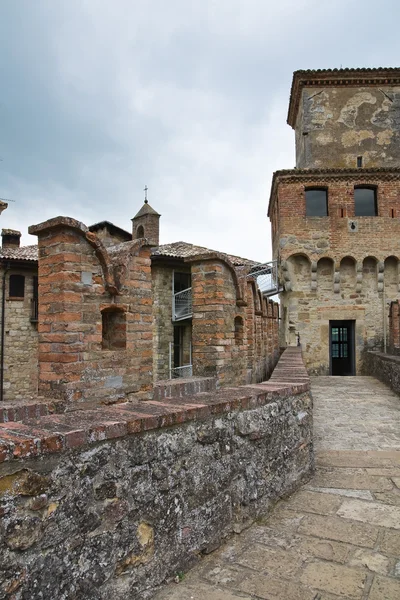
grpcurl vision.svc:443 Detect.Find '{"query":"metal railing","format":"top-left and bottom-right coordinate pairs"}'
top-left (169, 341), bottom-right (192, 379)
top-left (248, 260), bottom-right (282, 297)
top-left (173, 287), bottom-right (192, 321)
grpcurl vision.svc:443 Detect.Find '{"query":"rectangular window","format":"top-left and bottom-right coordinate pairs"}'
top-left (9, 274), bottom-right (25, 298)
top-left (354, 186), bottom-right (377, 216)
top-left (305, 188), bottom-right (328, 217)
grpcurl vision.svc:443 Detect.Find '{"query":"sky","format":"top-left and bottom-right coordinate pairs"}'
top-left (0, 0), bottom-right (399, 261)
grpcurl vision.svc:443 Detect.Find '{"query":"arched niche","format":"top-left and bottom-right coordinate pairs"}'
top-left (384, 256), bottom-right (399, 298)
top-left (287, 254), bottom-right (311, 292)
top-left (362, 256), bottom-right (378, 294)
top-left (340, 256), bottom-right (357, 294)
top-left (316, 257), bottom-right (334, 294)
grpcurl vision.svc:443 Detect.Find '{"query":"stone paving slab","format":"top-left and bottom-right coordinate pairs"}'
top-left (152, 376), bottom-right (400, 599)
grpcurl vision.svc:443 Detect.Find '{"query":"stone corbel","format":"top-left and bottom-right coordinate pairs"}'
top-left (377, 261), bottom-right (384, 292)
top-left (356, 262), bottom-right (363, 293)
top-left (333, 264), bottom-right (340, 294)
top-left (281, 261), bottom-right (292, 292)
top-left (311, 261), bottom-right (317, 291)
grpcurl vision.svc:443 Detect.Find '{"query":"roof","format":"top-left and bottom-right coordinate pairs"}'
top-left (267, 167), bottom-right (400, 216)
top-left (1, 229), bottom-right (21, 237)
top-left (0, 245), bottom-right (38, 263)
top-left (287, 67), bottom-right (400, 128)
top-left (132, 202), bottom-right (161, 219)
top-left (88, 221), bottom-right (131, 241)
top-left (152, 241), bottom-right (257, 267)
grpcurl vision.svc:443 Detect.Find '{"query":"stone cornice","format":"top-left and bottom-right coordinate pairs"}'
top-left (287, 67), bottom-right (400, 129)
top-left (267, 167), bottom-right (400, 217)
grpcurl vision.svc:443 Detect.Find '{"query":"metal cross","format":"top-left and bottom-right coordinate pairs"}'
top-left (144, 185), bottom-right (148, 203)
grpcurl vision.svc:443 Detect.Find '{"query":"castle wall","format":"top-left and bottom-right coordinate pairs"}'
top-left (295, 85), bottom-right (400, 169)
top-left (28, 218), bottom-right (154, 405)
top-left (273, 174), bottom-right (400, 374)
top-left (0, 348), bottom-right (312, 600)
top-left (0, 267), bottom-right (38, 400)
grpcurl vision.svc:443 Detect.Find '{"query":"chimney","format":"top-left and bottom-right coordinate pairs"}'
top-left (2, 229), bottom-right (21, 248)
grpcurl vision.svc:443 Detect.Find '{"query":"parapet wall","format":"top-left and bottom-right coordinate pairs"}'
top-left (0, 347), bottom-right (312, 600)
top-left (363, 350), bottom-right (400, 395)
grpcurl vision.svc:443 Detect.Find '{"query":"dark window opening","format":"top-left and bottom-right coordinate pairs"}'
top-left (101, 308), bottom-right (126, 350)
top-left (234, 316), bottom-right (244, 345)
top-left (305, 188), bottom-right (328, 217)
top-left (354, 186), bottom-right (377, 216)
top-left (357, 156), bottom-right (363, 168)
top-left (173, 271), bottom-right (191, 293)
top-left (9, 274), bottom-right (25, 298)
top-left (136, 225), bottom-right (144, 239)
top-left (31, 276), bottom-right (39, 322)
top-left (392, 209), bottom-right (395, 218)
top-left (341, 208), bottom-right (344, 218)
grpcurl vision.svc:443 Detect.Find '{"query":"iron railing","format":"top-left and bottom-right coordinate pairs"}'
top-left (173, 287), bottom-right (192, 321)
top-left (169, 341), bottom-right (192, 379)
top-left (248, 260), bottom-right (282, 297)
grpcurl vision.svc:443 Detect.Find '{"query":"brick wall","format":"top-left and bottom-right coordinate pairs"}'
top-left (270, 172), bottom-right (400, 374)
top-left (0, 266), bottom-right (38, 400)
top-left (29, 217), bottom-right (153, 405)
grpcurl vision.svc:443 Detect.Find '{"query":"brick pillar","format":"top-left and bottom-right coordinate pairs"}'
top-left (191, 260), bottom-right (236, 385)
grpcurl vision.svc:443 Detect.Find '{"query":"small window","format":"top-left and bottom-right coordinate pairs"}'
top-left (305, 188), bottom-right (328, 217)
top-left (173, 272), bottom-right (191, 293)
top-left (354, 186), bottom-right (377, 216)
top-left (234, 316), bottom-right (244, 345)
top-left (101, 308), bottom-right (126, 350)
top-left (9, 274), bottom-right (25, 298)
top-left (136, 225), bottom-right (144, 239)
top-left (357, 156), bottom-right (363, 168)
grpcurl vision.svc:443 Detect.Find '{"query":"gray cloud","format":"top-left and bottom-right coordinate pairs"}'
top-left (0, 0), bottom-right (399, 260)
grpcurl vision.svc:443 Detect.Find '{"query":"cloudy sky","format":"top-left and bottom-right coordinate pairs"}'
top-left (1, 1), bottom-right (399, 261)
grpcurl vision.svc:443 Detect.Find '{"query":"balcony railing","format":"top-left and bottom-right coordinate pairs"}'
top-left (173, 287), bottom-right (192, 321)
top-left (248, 260), bottom-right (283, 297)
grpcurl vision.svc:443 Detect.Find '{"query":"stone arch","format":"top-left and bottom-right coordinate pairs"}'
top-left (186, 252), bottom-right (245, 306)
top-left (362, 256), bottom-right (378, 294)
top-left (286, 253), bottom-right (311, 292)
top-left (136, 225), bottom-right (145, 239)
top-left (384, 256), bottom-right (399, 298)
top-left (316, 257), bottom-right (334, 294)
top-left (234, 316), bottom-right (244, 345)
top-left (340, 256), bottom-right (357, 294)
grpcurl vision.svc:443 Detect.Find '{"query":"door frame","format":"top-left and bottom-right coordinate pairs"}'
top-left (329, 320), bottom-right (356, 376)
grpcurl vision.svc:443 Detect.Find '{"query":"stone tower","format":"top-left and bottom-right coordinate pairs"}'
top-left (269, 68), bottom-right (400, 375)
top-left (132, 200), bottom-right (161, 246)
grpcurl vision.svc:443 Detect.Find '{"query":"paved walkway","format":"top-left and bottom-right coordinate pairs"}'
top-left (154, 377), bottom-right (400, 600)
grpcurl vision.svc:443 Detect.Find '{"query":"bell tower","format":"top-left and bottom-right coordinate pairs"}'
top-left (131, 186), bottom-right (161, 246)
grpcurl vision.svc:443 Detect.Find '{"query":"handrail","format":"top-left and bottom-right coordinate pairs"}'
top-left (173, 287), bottom-right (193, 321)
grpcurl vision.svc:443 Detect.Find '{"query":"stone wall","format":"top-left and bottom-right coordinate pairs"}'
top-left (1, 266), bottom-right (38, 401)
top-left (0, 347), bottom-right (312, 600)
top-left (363, 350), bottom-right (400, 396)
top-left (269, 171), bottom-right (400, 374)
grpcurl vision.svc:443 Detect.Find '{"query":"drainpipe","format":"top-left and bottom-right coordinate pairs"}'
top-left (0, 263), bottom-right (9, 402)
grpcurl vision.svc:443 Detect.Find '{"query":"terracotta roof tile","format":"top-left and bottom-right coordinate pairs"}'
top-left (152, 241), bottom-right (257, 267)
top-left (0, 245), bottom-right (38, 262)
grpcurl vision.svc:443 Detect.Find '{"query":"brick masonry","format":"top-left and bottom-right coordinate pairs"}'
top-left (0, 347), bottom-right (313, 600)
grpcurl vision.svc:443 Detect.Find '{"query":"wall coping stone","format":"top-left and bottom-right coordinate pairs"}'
top-left (0, 347), bottom-right (308, 464)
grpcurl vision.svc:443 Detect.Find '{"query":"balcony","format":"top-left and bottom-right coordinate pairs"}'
top-left (248, 260), bottom-right (283, 297)
top-left (173, 287), bottom-right (192, 321)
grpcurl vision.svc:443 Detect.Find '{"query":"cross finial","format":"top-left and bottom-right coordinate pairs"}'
top-left (144, 185), bottom-right (148, 204)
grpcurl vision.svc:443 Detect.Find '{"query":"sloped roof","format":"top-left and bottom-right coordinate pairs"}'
top-left (132, 202), bottom-right (161, 219)
top-left (152, 241), bottom-right (258, 267)
top-left (89, 221), bottom-right (131, 240)
top-left (0, 245), bottom-right (38, 262)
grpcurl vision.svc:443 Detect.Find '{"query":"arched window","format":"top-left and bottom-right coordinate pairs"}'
top-left (234, 316), bottom-right (244, 345)
top-left (305, 188), bottom-right (328, 217)
top-left (354, 186), bottom-right (377, 216)
top-left (136, 225), bottom-right (145, 239)
top-left (101, 307), bottom-right (126, 350)
top-left (9, 274), bottom-right (25, 298)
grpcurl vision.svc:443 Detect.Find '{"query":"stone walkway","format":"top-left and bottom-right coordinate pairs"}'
top-left (154, 376), bottom-right (400, 600)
